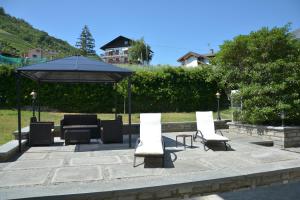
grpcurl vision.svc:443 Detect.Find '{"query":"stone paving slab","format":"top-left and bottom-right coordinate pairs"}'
top-left (106, 163), bottom-right (164, 179)
top-left (0, 168), bottom-right (51, 187)
top-left (3, 159), bottom-right (63, 170)
top-left (18, 152), bottom-right (48, 160)
top-left (48, 151), bottom-right (92, 159)
top-left (78, 143), bottom-right (130, 152)
top-left (284, 147), bottom-right (300, 154)
top-left (163, 159), bottom-right (212, 175)
top-left (0, 163), bottom-right (8, 170)
top-left (52, 166), bottom-right (103, 183)
top-left (92, 149), bottom-right (134, 156)
top-left (26, 146), bottom-right (60, 152)
top-left (70, 155), bottom-right (121, 166)
top-left (242, 151), bottom-right (298, 164)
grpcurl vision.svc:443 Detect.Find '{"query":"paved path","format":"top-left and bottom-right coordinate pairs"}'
top-left (0, 131), bottom-right (299, 199)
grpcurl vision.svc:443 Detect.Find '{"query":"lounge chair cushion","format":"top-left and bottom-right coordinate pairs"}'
top-left (140, 114), bottom-right (161, 143)
top-left (196, 111), bottom-right (229, 142)
top-left (135, 140), bottom-right (164, 155)
top-left (135, 113), bottom-right (164, 155)
top-left (200, 132), bottom-right (229, 141)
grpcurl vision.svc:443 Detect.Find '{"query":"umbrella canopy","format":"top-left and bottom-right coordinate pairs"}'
top-left (16, 56), bottom-right (133, 83)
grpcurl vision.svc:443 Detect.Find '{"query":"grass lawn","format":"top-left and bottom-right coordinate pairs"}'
top-left (0, 109), bottom-right (231, 145)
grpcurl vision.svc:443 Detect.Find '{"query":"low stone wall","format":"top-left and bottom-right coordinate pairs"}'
top-left (228, 122), bottom-right (300, 148)
top-left (26, 166), bottom-right (300, 200)
top-left (0, 140), bottom-right (27, 162)
top-left (122, 120), bottom-right (230, 135)
top-left (100, 169), bottom-right (300, 200)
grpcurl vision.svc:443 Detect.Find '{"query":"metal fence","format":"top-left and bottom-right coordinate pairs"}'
top-left (0, 55), bottom-right (47, 65)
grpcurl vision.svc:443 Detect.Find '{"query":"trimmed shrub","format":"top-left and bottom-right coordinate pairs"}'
top-left (240, 61), bottom-right (300, 125)
top-left (0, 66), bottom-right (228, 113)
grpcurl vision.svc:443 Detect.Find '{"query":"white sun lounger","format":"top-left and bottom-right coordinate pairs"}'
top-left (193, 111), bottom-right (229, 150)
top-left (134, 113), bottom-right (165, 167)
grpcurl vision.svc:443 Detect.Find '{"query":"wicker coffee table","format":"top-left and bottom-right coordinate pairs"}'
top-left (65, 129), bottom-right (91, 145)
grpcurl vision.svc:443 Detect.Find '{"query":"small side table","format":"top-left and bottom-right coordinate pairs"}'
top-left (176, 134), bottom-right (193, 149)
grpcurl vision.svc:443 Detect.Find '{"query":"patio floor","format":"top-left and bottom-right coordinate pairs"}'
top-left (0, 131), bottom-right (300, 199)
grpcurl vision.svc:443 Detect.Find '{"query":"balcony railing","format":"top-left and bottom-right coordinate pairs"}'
top-left (100, 54), bottom-right (128, 58)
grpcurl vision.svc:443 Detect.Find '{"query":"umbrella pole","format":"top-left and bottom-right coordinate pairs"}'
top-left (114, 83), bottom-right (117, 119)
top-left (38, 81), bottom-right (41, 121)
top-left (128, 77), bottom-right (132, 148)
top-left (16, 72), bottom-right (22, 153)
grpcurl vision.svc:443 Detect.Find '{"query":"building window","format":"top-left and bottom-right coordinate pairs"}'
top-left (124, 40), bottom-right (128, 45)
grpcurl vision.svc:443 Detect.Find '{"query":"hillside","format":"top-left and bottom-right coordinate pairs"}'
top-left (0, 29), bottom-right (34, 55)
top-left (0, 7), bottom-right (78, 57)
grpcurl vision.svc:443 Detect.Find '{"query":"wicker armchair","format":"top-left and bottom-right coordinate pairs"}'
top-left (29, 122), bottom-right (54, 146)
top-left (101, 116), bottom-right (123, 144)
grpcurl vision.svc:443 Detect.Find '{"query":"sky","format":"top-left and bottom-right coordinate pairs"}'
top-left (1, 0), bottom-right (300, 65)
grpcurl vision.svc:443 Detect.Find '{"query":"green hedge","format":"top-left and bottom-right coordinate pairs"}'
top-left (0, 65), bottom-right (228, 113)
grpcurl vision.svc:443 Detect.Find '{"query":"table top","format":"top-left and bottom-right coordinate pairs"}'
top-left (176, 134), bottom-right (193, 137)
top-left (63, 125), bottom-right (98, 129)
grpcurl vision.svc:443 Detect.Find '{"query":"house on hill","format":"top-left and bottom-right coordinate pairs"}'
top-left (100, 36), bottom-right (133, 64)
top-left (177, 50), bottom-right (215, 67)
top-left (26, 48), bottom-right (57, 59)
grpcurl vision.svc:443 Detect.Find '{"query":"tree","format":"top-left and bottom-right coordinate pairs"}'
top-left (128, 38), bottom-right (153, 64)
top-left (0, 7), bottom-right (5, 16)
top-left (75, 25), bottom-right (96, 56)
top-left (213, 24), bottom-right (300, 125)
top-left (213, 24), bottom-right (300, 89)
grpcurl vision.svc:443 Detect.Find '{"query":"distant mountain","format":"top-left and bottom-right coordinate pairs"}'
top-left (291, 28), bottom-right (300, 40)
top-left (0, 7), bottom-right (78, 57)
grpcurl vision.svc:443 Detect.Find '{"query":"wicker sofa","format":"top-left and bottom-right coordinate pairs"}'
top-left (60, 114), bottom-right (101, 139)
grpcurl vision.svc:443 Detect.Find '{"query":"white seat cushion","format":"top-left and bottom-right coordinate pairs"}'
top-left (135, 113), bottom-right (164, 156)
top-left (196, 111), bottom-right (229, 142)
top-left (135, 139), bottom-right (164, 155)
top-left (200, 132), bottom-right (229, 141)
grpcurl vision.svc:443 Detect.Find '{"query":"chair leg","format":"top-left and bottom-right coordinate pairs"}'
top-left (193, 131), bottom-right (198, 141)
top-left (224, 142), bottom-right (228, 151)
top-left (201, 138), bottom-right (208, 151)
top-left (133, 155), bottom-right (136, 167)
